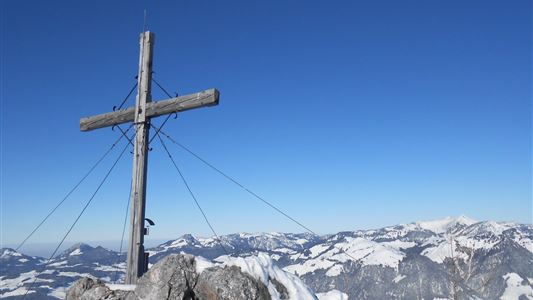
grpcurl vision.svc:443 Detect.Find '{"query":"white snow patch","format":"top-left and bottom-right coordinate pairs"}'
top-left (500, 273), bottom-right (533, 300)
top-left (169, 239), bottom-right (189, 248)
top-left (106, 284), bottom-right (136, 291)
top-left (94, 263), bottom-right (125, 272)
top-left (295, 239), bottom-right (308, 245)
top-left (276, 248), bottom-right (297, 254)
top-left (285, 237), bottom-right (404, 276)
top-left (284, 256), bottom-right (336, 276)
top-left (48, 260), bottom-right (67, 267)
top-left (57, 272), bottom-right (95, 278)
top-left (335, 237), bottom-right (404, 269)
top-left (416, 216), bottom-right (477, 234)
top-left (514, 235), bottom-right (533, 254)
top-left (18, 258), bottom-right (29, 263)
top-left (0, 271), bottom-right (37, 290)
top-left (194, 256), bottom-right (215, 273)
top-left (34, 278), bottom-right (54, 283)
top-left (316, 290), bottom-right (349, 300)
top-left (380, 240), bottom-right (416, 250)
top-left (69, 248), bottom-right (83, 256)
top-left (48, 286), bottom-right (67, 299)
top-left (393, 274), bottom-right (406, 283)
top-left (216, 253), bottom-right (317, 300)
top-left (325, 265), bottom-right (343, 277)
top-left (309, 244), bottom-right (331, 258)
top-left (290, 252), bottom-right (306, 260)
top-left (199, 238), bottom-right (217, 247)
top-left (456, 235), bottom-right (498, 251)
top-left (0, 287), bottom-right (35, 298)
top-left (422, 240), bottom-right (468, 264)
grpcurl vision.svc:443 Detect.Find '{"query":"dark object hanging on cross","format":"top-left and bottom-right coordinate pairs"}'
top-left (79, 31), bottom-right (219, 284)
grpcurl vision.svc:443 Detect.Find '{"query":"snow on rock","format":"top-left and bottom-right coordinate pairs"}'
top-left (416, 215), bottom-right (477, 234)
top-left (57, 271), bottom-right (95, 278)
top-left (309, 244), bottom-right (332, 258)
top-left (169, 238), bottom-right (189, 248)
top-left (0, 286), bottom-right (35, 297)
top-left (67, 253), bottom-right (318, 300)
top-left (194, 255), bottom-right (215, 273)
top-left (1, 249), bottom-right (22, 258)
top-left (94, 262), bottom-right (125, 272)
top-left (271, 254), bottom-right (282, 260)
top-left (47, 286), bottom-right (68, 299)
top-left (316, 290), bottom-right (349, 300)
top-left (422, 239), bottom-right (468, 264)
top-left (106, 284), bottom-right (136, 291)
top-left (459, 220), bottom-right (519, 246)
top-left (500, 273), bottom-right (533, 300)
top-left (325, 264), bottom-right (344, 277)
top-left (479, 221), bottom-right (513, 236)
top-left (514, 235), bottom-right (533, 254)
top-left (216, 253), bottom-right (317, 300)
top-left (69, 248), bottom-right (83, 256)
top-left (393, 274), bottom-right (406, 283)
top-left (0, 271), bottom-right (37, 290)
top-left (48, 260), bottom-right (68, 267)
top-left (421, 223), bottom-right (507, 263)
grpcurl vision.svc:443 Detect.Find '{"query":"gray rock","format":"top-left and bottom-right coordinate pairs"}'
top-left (196, 265), bottom-right (271, 300)
top-left (66, 278), bottom-right (131, 300)
top-left (134, 254), bottom-right (198, 299)
top-left (66, 254), bottom-right (273, 300)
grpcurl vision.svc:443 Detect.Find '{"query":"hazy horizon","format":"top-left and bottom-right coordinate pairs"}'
top-left (4, 214), bottom-right (531, 257)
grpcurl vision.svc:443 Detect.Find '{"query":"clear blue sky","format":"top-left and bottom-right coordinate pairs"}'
top-left (1, 0), bottom-right (531, 249)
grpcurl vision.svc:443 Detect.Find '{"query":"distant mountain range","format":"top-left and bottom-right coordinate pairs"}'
top-left (1, 216), bottom-right (532, 299)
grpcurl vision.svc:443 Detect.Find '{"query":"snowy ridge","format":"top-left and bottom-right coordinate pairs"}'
top-left (415, 215), bottom-right (477, 234)
top-left (1, 216), bottom-right (531, 300)
top-left (285, 237), bottom-right (405, 277)
top-left (1, 249), bottom-right (22, 258)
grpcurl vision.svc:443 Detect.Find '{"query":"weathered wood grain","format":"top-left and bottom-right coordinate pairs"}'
top-left (79, 89), bottom-right (219, 131)
top-left (126, 31), bottom-right (153, 285)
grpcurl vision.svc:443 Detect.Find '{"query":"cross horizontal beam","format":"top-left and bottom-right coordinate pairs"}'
top-left (80, 88), bottom-right (219, 131)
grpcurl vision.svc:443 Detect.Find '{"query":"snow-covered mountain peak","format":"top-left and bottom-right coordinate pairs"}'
top-left (59, 242), bottom-right (93, 257)
top-left (477, 220), bottom-right (514, 235)
top-left (415, 215), bottom-right (477, 234)
top-left (1, 248), bottom-right (23, 259)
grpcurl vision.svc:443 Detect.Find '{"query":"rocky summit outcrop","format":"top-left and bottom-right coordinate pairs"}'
top-left (66, 277), bottom-right (130, 300)
top-left (65, 253), bottom-right (309, 300)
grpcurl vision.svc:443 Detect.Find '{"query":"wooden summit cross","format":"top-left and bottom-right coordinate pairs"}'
top-left (79, 31), bottom-right (219, 284)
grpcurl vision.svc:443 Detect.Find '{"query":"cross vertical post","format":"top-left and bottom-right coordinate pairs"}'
top-left (79, 30), bottom-right (219, 284)
top-left (125, 31), bottom-right (154, 284)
